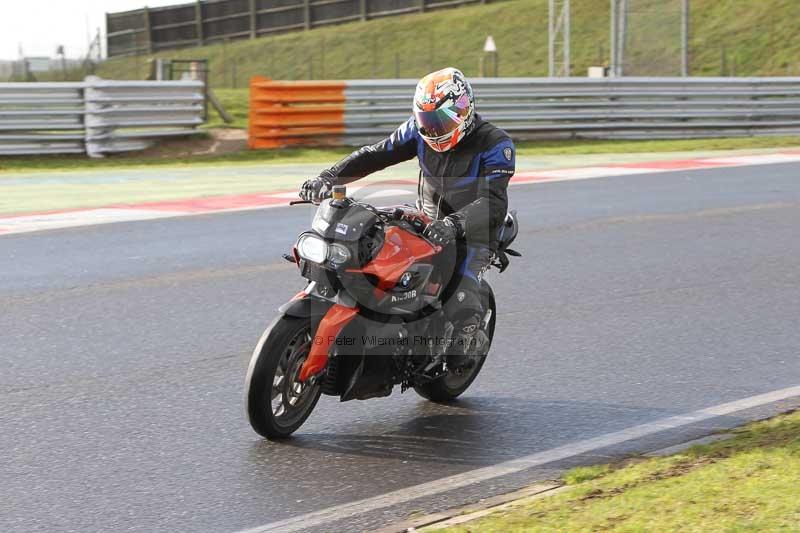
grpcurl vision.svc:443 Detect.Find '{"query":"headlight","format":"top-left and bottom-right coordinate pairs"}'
top-left (327, 243), bottom-right (351, 266)
top-left (296, 235), bottom-right (352, 266)
top-left (297, 235), bottom-right (327, 264)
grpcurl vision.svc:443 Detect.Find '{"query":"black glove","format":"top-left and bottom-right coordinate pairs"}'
top-left (423, 217), bottom-right (461, 246)
top-left (299, 176), bottom-right (333, 202)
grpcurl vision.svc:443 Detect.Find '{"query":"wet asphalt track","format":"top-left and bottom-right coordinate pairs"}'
top-left (2, 162), bottom-right (800, 532)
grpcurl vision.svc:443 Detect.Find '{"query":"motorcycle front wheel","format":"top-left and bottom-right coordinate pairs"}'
top-left (245, 316), bottom-right (322, 439)
top-left (414, 281), bottom-right (496, 402)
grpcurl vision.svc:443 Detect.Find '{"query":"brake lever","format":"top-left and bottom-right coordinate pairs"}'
top-left (289, 200), bottom-right (314, 206)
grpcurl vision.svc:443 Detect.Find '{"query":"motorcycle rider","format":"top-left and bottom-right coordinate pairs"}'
top-left (299, 67), bottom-right (514, 365)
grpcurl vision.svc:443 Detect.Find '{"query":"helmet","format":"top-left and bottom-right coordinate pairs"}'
top-left (413, 67), bottom-right (476, 152)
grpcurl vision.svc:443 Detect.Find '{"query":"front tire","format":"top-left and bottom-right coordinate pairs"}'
top-left (245, 316), bottom-right (322, 439)
top-left (415, 281), bottom-right (496, 402)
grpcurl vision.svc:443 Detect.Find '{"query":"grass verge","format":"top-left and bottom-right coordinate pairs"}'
top-left (438, 410), bottom-right (800, 532)
top-left (2, 136), bottom-right (800, 174)
top-left (206, 88), bottom-right (249, 129)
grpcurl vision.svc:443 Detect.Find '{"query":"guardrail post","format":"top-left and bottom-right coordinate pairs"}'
top-left (83, 76), bottom-right (107, 158)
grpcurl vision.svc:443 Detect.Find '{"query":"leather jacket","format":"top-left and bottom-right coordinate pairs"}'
top-left (318, 114), bottom-right (514, 248)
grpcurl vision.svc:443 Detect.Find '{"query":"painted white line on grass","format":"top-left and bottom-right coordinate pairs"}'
top-left (239, 385), bottom-right (800, 533)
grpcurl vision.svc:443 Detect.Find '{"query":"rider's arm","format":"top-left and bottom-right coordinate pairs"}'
top-left (318, 117), bottom-right (419, 185)
top-left (449, 139), bottom-right (515, 243)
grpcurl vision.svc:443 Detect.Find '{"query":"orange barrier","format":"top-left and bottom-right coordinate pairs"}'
top-left (248, 77), bottom-right (347, 149)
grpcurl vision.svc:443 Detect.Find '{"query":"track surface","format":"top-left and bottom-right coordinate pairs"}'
top-left (2, 163), bottom-right (800, 531)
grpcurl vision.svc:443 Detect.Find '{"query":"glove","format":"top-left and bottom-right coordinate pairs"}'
top-left (423, 217), bottom-right (461, 247)
top-left (299, 176), bottom-right (333, 202)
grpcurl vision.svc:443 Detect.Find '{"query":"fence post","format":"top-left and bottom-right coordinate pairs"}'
top-left (304, 0), bottom-right (311, 30)
top-left (360, 0), bottom-right (367, 21)
top-left (195, 1), bottom-right (204, 46)
top-left (143, 7), bottom-right (154, 54)
top-left (681, 0), bottom-right (690, 77)
top-left (419, 0), bottom-right (425, 13)
top-left (249, 0), bottom-right (257, 39)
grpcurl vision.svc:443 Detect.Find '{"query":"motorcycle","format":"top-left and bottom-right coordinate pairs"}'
top-left (245, 184), bottom-right (520, 439)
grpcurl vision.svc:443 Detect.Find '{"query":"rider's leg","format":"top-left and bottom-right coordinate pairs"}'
top-left (443, 244), bottom-right (493, 365)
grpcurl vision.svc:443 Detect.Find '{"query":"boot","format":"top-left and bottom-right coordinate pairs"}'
top-left (446, 314), bottom-right (481, 369)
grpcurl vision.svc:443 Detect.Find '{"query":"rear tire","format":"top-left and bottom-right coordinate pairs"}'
top-left (245, 316), bottom-right (323, 439)
top-left (415, 281), bottom-right (496, 402)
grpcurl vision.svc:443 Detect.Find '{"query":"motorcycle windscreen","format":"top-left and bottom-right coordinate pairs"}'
top-left (313, 200), bottom-right (381, 243)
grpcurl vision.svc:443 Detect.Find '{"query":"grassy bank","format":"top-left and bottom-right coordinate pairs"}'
top-left (97, 0), bottom-right (800, 87)
top-left (2, 136), bottom-right (800, 174)
top-left (439, 410), bottom-right (800, 532)
top-left (207, 89), bottom-right (250, 129)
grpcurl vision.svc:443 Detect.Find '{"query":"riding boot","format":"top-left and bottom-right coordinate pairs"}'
top-left (446, 313), bottom-right (481, 369)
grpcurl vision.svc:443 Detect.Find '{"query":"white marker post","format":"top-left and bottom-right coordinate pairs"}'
top-left (482, 35), bottom-right (498, 77)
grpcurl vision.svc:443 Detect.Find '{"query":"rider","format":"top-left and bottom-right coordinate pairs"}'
top-left (299, 67), bottom-right (514, 363)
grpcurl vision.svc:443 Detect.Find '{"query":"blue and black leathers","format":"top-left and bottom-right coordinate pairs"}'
top-left (318, 114), bottom-right (514, 248)
top-left (317, 114), bottom-right (514, 347)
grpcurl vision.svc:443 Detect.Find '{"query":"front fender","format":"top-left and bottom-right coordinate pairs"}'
top-left (276, 294), bottom-right (360, 383)
top-left (298, 304), bottom-right (359, 382)
top-left (279, 294), bottom-right (335, 318)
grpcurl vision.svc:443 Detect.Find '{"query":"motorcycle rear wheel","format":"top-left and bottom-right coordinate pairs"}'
top-left (414, 281), bottom-right (496, 402)
top-left (245, 316), bottom-right (323, 439)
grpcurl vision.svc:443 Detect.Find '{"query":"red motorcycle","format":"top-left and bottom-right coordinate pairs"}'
top-left (245, 185), bottom-right (519, 439)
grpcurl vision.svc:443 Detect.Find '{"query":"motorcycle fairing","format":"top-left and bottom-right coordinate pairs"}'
top-left (347, 226), bottom-right (437, 291)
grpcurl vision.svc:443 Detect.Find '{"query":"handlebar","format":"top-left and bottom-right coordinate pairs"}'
top-left (289, 189), bottom-right (332, 206)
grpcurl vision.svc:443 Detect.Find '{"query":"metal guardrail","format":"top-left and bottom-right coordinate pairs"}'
top-left (249, 77), bottom-right (800, 149)
top-left (0, 77), bottom-right (205, 157)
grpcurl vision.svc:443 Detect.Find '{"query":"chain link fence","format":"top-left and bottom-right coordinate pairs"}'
top-left (615, 0), bottom-right (684, 76)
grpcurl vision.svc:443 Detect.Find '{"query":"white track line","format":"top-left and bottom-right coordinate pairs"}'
top-left (239, 385), bottom-right (800, 533)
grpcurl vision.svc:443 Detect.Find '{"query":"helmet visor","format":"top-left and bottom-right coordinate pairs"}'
top-left (414, 95), bottom-right (471, 139)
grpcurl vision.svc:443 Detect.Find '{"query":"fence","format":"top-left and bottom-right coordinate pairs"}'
top-left (107, 0), bottom-right (491, 57)
top-left (0, 77), bottom-right (205, 157)
top-left (249, 76), bottom-right (800, 148)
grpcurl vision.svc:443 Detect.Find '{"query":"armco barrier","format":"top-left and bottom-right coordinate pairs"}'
top-left (249, 76), bottom-right (800, 149)
top-left (0, 77), bottom-right (205, 157)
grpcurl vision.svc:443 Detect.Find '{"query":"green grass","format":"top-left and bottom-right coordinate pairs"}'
top-left (2, 136), bottom-right (799, 174)
top-left (96, 0), bottom-right (800, 87)
top-left (207, 88), bottom-right (250, 129)
top-left (2, 136), bottom-right (800, 174)
top-left (438, 410), bottom-right (800, 532)
top-left (0, 145), bottom-right (353, 174)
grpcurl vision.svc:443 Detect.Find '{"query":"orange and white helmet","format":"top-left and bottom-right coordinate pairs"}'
top-left (413, 68), bottom-right (476, 152)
